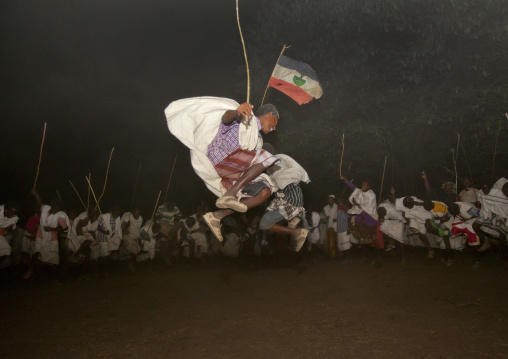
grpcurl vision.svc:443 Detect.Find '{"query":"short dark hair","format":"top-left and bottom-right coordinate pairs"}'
top-left (255, 103), bottom-right (279, 118)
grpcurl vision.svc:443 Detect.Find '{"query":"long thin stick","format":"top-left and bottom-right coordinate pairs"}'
top-left (164, 155), bottom-right (178, 204)
top-left (236, 0), bottom-right (250, 103)
top-left (33, 122), bottom-right (47, 189)
top-left (69, 180), bottom-right (87, 211)
top-left (97, 147), bottom-right (114, 205)
top-left (491, 115), bottom-right (504, 182)
top-left (455, 133), bottom-right (460, 192)
top-left (260, 44), bottom-right (291, 106)
top-left (56, 190), bottom-right (62, 200)
top-left (340, 163), bottom-right (352, 198)
top-left (151, 190), bottom-right (162, 223)
top-left (129, 163), bottom-right (142, 210)
top-left (339, 133), bottom-right (345, 176)
top-left (458, 134), bottom-right (473, 185)
top-left (85, 176), bottom-right (102, 216)
top-left (86, 172), bottom-right (91, 211)
top-left (378, 156), bottom-right (388, 205)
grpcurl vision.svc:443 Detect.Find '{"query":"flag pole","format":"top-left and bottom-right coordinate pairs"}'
top-left (260, 44), bottom-right (291, 107)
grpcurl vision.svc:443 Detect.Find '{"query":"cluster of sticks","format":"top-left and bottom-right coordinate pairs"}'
top-left (32, 123), bottom-right (179, 225)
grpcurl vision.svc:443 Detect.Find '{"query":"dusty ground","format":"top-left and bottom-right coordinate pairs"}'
top-left (1, 250), bottom-right (508, 359)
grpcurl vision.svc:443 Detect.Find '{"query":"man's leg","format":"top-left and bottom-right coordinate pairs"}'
top-left (425, 220), bottom-right (452, 263)
top-left (205, 189), bottom-right (272, 242)
top-left (417, 232), bottom-right (434, 258)
top-left (259, 210), bottom-right (308, 252)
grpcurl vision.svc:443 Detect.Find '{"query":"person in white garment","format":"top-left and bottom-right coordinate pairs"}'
top-left (458, 178), bottom-right (480, 207)
top-left (0, 202), bottom-right (20, 267)
top-left (24, 190), bottom-right (69, 280)
top-left (137, 222), bottom-right (160, 271)
top-left (394, 193), bottom-right (435, 258)
top-left (304, 208), bottom-right (321, 253)
top-left (378, 189), bottom-right (407, 251)
top-left (96, 205), bottom-right (123, 264)
top-left (322, 195), bottom-right (338, 258)
top-left (121, 208), bottom-right (143, 272)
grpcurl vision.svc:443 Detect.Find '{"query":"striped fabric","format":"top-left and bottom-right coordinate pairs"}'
top-left (214, 148), bottom-right (279, 191)
top-left (266, 183), bottom-right (304, 220)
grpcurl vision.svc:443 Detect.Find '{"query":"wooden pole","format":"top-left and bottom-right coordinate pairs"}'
top-left (458, 133), bottom-right (473, 185)
top-left (260, 44), bottom-right (291, 107)
top-left (491, 115), bottom-right (504, 182)
top-left (69, 180), bottom-right (87, 211)
top-left (97, 147), bottom-right (114, 206)
top-left (164, 155), bottom-right (178, 204)
top-left (33, 122), bottom-right (47, 189)
top-left (85, 176), bottom-right (103, 216)
top-left (86, 173), bottom-right (91, 211)
top-left (378, 156), bottom-right (388, 205)
top-left (236, 0), bottom-right (250, 104)
top-left (56, 190), bottom-right (62, 200)
top-left (455, 133), bottom-right (460, 192)
top-left (339, 133), bottom-right (345, 177)
top-left (129, 162), bottom-right (142, 210)
top-left (150, 190), bottom-right (162, 224)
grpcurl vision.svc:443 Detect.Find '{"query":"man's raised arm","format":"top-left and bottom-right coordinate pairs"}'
top-left (222, 103), bottom-right (253, 124)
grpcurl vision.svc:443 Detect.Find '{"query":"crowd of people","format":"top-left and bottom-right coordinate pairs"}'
top-left (1, 97), bottom-right (507, 283)
top-left (0, 173), bottom-right (506, 283)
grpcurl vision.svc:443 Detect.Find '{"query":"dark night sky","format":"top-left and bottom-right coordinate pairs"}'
top-left (1, 0), bottom-right (261, 216)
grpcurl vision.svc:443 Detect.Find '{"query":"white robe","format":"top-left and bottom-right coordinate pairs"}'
top-left (180, 215), bottom-right (207, 254)
top-left (479, 188), bottom-right (508, 222)
top-left (121, 212), bottom-right (143, 241)
top-left (67, 212), bottom-right (88, 253)
top-left (0, 205), bottom-right (19, 257)
top-left (323, 204), bottom-right (338, 231)
top-left (267, 154), bottom-right (310, 190)
top-left (35, 205), bottom-right (70, 265)
top-left (304, 212), bottom-right (321, 244)
top-left (395, 197), bottom-right (432, 234)
top-left (165, 97), bottom-right (264, 197)
top-left (348, 189), bottom-right (378, 221)
top-left (379, 202), bottom-right (406, 243)
top-left (138, 224), bottom-right (157, 261)
top-left (98, 213), bottom-right (123, 253)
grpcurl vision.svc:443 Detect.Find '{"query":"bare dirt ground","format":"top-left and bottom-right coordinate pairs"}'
top-left (1, 250), bottom-right (508, 359)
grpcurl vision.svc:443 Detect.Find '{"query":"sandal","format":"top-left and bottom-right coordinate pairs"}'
top-left (203, 212), bottom-right (223, 242)
top-left (216, 195), bottom-right (248, 212)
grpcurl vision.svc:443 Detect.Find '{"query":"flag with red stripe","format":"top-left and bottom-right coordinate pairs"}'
top-left (268, 55), bottom-right (323, 105)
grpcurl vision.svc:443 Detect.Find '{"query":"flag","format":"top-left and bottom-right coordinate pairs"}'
top-left (268, 55), bottom-right (323, 105)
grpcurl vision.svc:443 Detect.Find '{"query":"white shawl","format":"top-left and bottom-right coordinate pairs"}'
top-left (348, 188), bottom-right (378, 220)
top-left (267, 154), bottom-right (310, 190)
top-left (39, 205), bottom-right (70, 242)
top-left (165, 97), bottom-right (263, 197)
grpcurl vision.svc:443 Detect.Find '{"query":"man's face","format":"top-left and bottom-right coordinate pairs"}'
top-left (463, 179), bottom-right (471, 189)
top-left (4, 208), bottom-right (17, 218)
top-left (328, 197), bottom-right (335, 206)
top-left (132, 209), bottom-right (140, 219)
top-left (50, 206), bottom-right (60, 214)
top-left (361, 181), bottom-right (370, 192)
top-left (482, 184), bottom-right (491, 195)
top-left (259, 113), bottom-right (278, 134)
top-left (404, 197), bottom-right (414, 209)
top-left (112, 210), bottom-right (121, 218)
top-left (444, 182), bottom-right (452, 192)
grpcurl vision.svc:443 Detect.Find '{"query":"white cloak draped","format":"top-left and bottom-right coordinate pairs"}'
top-left (165, 97), bottom-right (263, 197)
top-left (348, 188), bottom-right (378, 220)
